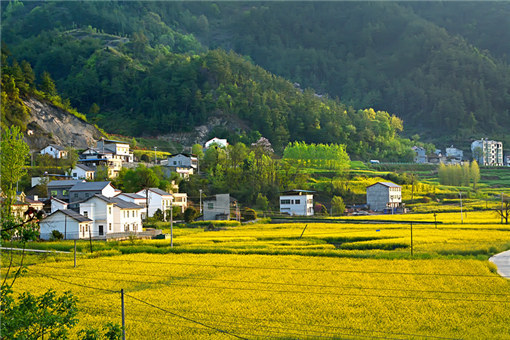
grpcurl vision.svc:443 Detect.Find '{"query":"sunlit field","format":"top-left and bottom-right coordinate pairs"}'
top-left (8, 253), bottom-right (510, 339)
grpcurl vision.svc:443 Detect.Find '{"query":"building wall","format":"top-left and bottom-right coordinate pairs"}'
top-left (204, 194), bottom-right (231, 220)
top-left (80, 197), bottom-right (113, 237)
top-left (40, 213), bottom-right (83, 240)
top-left (367, 184), bottom-right (401, 212)
top-left (279, 194), bottom-right (314, 216)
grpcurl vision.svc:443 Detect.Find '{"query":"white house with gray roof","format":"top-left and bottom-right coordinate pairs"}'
top-left (279, 190), bottom-right (314, 216)
top-left (136, 188), bottom-right (173, 219)
top-left (39, 209), bottom-right (92, 240)
top-left (79, 194), bottom-right (143, 237)
top-left (40, 144), bottom-right (68, 159)
top-left (366, 182), bottom-right (402, 212)
top-left (71, 164), bottom-right (95, 180)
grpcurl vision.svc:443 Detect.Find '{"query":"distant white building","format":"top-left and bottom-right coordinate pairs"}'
top-left (40, 144), bottom-right (68, 159)
top-left (71, 164), bottom-right (95, 180)
top-left (471, 139), bottom-right (503, 166)
top-left (411, 146), bottom-right (427, 164)
top-left (40, 209), bottom-right (92, 240)
top-left (445, 146), bottom-right (463, 161)
top-left (366, 182), bottom-right (401, 212)
top-left (136, 188), bottom-right (173, 219)
top-left (279, 190), bottom-right (314, 216)
top-left (96, 138), bottom-right (134, 162)
top-left (79, 194), bottom-right (143, 237)
top-left (50, 197), bottom-right (69, 213)
top-left (205, 137), bottom-right (228, 149)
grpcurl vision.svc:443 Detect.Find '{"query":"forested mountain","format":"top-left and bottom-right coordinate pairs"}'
top-left (2, 1), bottom-right (509, 154)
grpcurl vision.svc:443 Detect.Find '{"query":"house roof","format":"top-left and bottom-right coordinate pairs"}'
top-left (75, 164), bottom-right (95, 172)
top-left (118, 193), bottom-right (145, 200)
top-left (99, 138), bottom-right (129, 145)
top-left (44, 144), bottom-right (66, 151)
top-left (70, 181), bottom-right (112, 192)
top-left (281, 189), bottom-right (315, 196)
top-left (25, 197), bottom-right (44, 205)
top-left (368, 182), bottom-right (401, 188)
top-left (51, 197), bottom-right (69, 205)
top-left (90, 194), bottom-right (143, 209)
top-left (137, 188), bottom-right (172, 197)
top-left (48, 180), bottom-right (84, 188)
top-left (168, 153), bottom-right (197, 158)
top-left (48, 209), bottom-right (92, 223)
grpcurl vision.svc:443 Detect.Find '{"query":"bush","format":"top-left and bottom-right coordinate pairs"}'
top-left (242, 207), bottom-right (257, 221)
top-left (314, 203), bottom-right (328, 215)
top-left (49, 230), bottom-right (64, 241)
top-left (255, 193), bottom-right (269, 211)
top-left (184, 206), bottom-right (199, 223)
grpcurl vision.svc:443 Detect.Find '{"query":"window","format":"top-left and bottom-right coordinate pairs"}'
top-left (108, 207), bottom-right (112, 215)
top-left (109, 223), bottom-right (112, 231)
top-left (73, 172), bottom-right (77, 177)
top-left (294, 199), bottom-right (300, 205)
top-left (74, 193), bottom-right (78, 198)
top-left (63, 190), bottom-right (68, 196)
top-left (132, 211), bottom-right (135, 218)
top-left (85, 193), bottom-right (90, 198)
top-left (207, 203), bottom-right (214, 210)
top-left (280, 199), bottom-right (291, 205)
top-left (51, 190), bottom-right (58, 197)
top-left (83, 211), bottom-right (88, 218)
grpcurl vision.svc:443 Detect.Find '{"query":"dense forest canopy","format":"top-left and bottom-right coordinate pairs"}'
top-left (2, 1), bottom-right (509, 155)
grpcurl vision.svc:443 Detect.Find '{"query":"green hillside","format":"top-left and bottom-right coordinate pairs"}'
top-left (3, 1), bottom-right (509, 152)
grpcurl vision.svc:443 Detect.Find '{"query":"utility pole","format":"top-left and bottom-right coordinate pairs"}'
top-left (121, 289), bottom-right (126, 340)
top-left (154, 146), bottom-right (157, 164)
top-left (199, 189), bottom-right (203, 214)
top-left (74, 240), bottom-right (77, 268)
top-left (410, 222), bottom-right (413, 256)
top-left (64, 214), bottom-right (67, 240)
top-left (459, 191), bottom-right (463, 224)
top-left (170, 198), bottom-right (173, 248)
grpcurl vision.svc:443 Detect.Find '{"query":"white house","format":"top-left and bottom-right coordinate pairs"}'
top-left (96, 138), bottom-right (134, 162)
top-left (71, 164), bottom-right (95, 180)
top-left (471, 139), bottom-right (503, 166)
top-left (40, 144), bottom-right (68, 159)
top-left (172, 193), bottom-right (188, 213)
top-left (279, 190), bottom-right (314, 216)
top-left (50, 197), bottom-right (69, 213)
top-left (164, 153), bottom-right (198, 178)
top-left (116, 193), bottom-right (147, 218)
top-left (136, 188), bottom-right (173, 219)
top-left (366, 182), bottom-right (402, 212)
top-left (411, 146), bottom-right (427, 164)
top-left (79, 194), bottom-right (143, 237)
top-left (203, 194), bottom-right (237, 221)
top-left (445, 145), bottom-right (463, 161)
top-left (205, 137), bottom-right (228, 149)
top-left (40, 209), bottom-right (92, 240)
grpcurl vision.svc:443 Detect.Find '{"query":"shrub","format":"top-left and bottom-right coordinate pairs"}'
top-left (184, 206), bottom-right (199, 223)
top-left (49, 230), bottom-right (64, 241)
top-left (242, 207), bottom-right (257, 221)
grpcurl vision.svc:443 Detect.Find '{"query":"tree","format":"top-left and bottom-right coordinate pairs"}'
top-left (255, 193), bottom-right (269, 211)
top-left (64, 147), bottom-right (79, 174)
top-left (192, 144), bottom-right (204, 159)
top-left (95, 164), bottom-right (109, 181)
top-left (1, 126), bottom-right (29, 215)
top-left (39, 71), bottom-right (57, 97)
top-left (331, 196), bottom-right (346, 216)
top-left (242, 207), bottom-right (257, 221)
top-left (495, 195), bottom-right (510, 224)
top-left (470, 160), bottom-right (480, 189)
top-left (184, 206), bottom-right (199, 223)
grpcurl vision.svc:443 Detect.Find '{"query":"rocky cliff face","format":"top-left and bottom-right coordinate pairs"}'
top-left (23, 96), bottom-right (104, 151)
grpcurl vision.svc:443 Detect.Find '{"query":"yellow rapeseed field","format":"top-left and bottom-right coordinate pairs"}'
top-left (11, 253), bottom-right (510, 339)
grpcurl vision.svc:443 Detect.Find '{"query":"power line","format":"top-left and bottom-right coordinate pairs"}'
top-left (36, 264), bottom-right (510, 297)
top-left (28, 269), bottom-right (510, 303)
top-left (123, 293), bottom-right (248, 340)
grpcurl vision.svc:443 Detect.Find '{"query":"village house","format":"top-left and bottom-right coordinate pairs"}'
top-left (116, 193), bottom-right (147, 219)
top-left (203, 194), bottom-right (238, 221)
top-left (71, 164), bottom-right (95, 181)
top-left (68, 181), bottom-right (117, 203)
top-left (471, 138), bottom-right (504, 166)
top-left (47, 180), bottom-right (85, 201)
top-left (79, 194), bottom-right (143, 237)
top-left (78, 149), bottom-right (122, 178)
top-left (50, 197), bottom-right (69, 213)
top-left (0, 192), bottom-right (45, 220)
top-left (40, 144), bottom-right (68, 159)
top-left (204, 137), bottom-right (228, 149)
top-left (164, 153), bottom-right (198, 178)
top-left (366, 182), bottom-right (402, 212)
top-left (279, 189), bottom-right (314, 216)
top-left (96, 138), bottom-right (134, 163)
top-left (411, 146), bottom-right (427, 164)
top-left (136, 188), bottom-right (174, 219)
top-left (39, 209), bottom-right (92, 240)
top-left (172, 193), bottom-right (188, 213)
top-left (445, 145), bottom-right (463, 161)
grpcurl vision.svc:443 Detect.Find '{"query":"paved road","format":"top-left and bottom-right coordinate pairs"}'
top-left (489, 250), bottom-right (510, 279)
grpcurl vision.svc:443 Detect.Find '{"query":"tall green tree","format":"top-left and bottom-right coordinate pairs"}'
top-left (470, 160), bottom-right (480, 189)
top-left (0, 126), bottom-right (29, 215)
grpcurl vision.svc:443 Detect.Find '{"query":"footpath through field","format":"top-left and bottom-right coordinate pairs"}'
top-left (489, 250), bottom-right (510, 279)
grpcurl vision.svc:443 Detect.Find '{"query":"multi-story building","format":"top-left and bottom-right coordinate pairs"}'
top-left (279, 190), bottom-right (314, 216)
top-left (471, 139), bottom-right (503, 166)
top-left (366, 182), bottom-right (402, 212)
